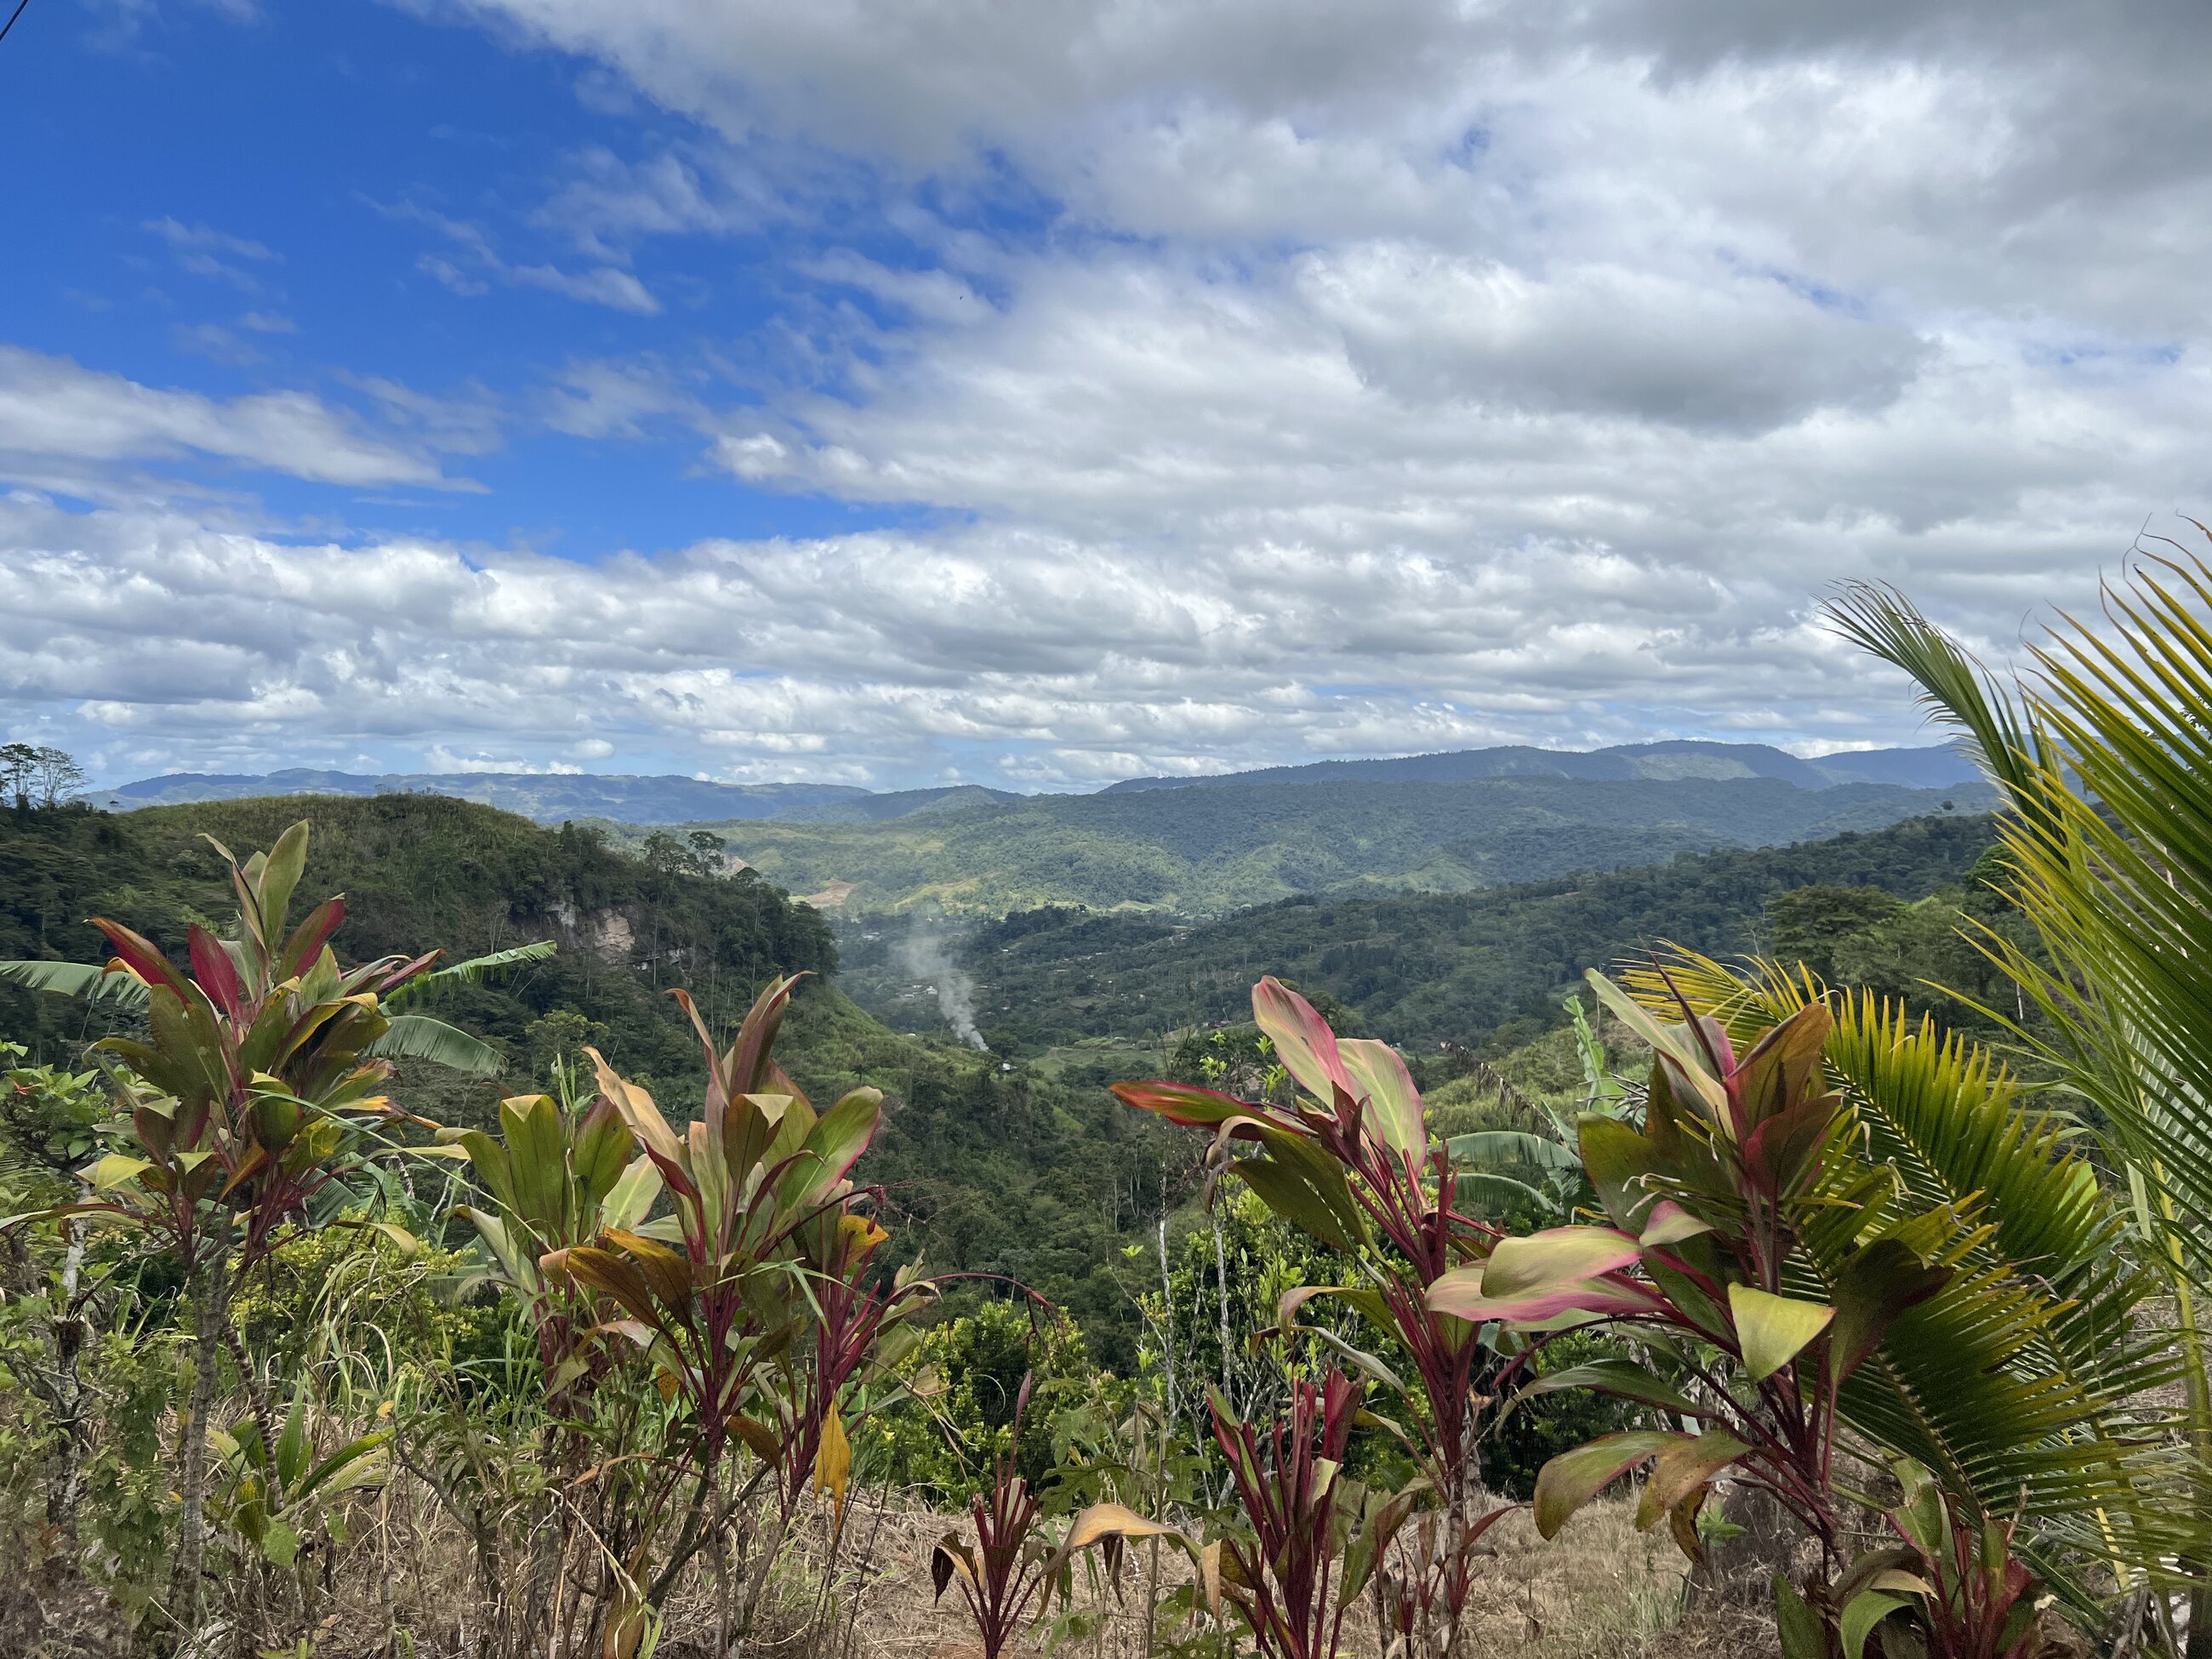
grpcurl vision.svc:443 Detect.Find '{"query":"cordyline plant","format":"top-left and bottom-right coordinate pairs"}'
top-left (1210, 1368), bottom-right (1422, 1659)
top-left (0, 822), bottom-right (504, 1628)
top-left (769, 1188), bottom-right (933, 1527)
top-left (1428, 967), bottom-right (2163, 1656)
top-left (436, 1086), bottom-right (664, 1397)
top-left (1114, 977), bottom-right (1514, 1658)
top-left (1825, 1457), bottom-right (2062, 1659)
top-left (544, 972), bottom-right (904, 1655)
top-left (934, 1373), bottom-right (1198, 1659)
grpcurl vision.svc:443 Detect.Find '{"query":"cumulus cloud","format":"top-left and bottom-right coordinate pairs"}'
top-left (6, 0), bottom-right (2212, 784)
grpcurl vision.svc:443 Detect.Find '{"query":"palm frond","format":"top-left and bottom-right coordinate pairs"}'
top-left (383, 940), bottom-right (556, 1008)
top-left (367, 1014), bottom-right (506, 1076)
top-left (1826, 581), bottom-right (2061, 834)
top-left (1619, 949), bottom-right (2180, 1559)
top-left (0, 958), bottom-right (151, 1009)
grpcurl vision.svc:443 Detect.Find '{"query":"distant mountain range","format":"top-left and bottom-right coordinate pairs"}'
top-left (658, 773), bottom-right (1994, 916)
top-left (1102, 739), bottom-right (1978, 794)
top-left (101, 768), bottom-right (1018, 826)
top-left (105, 741), bottom-right (1975, 825)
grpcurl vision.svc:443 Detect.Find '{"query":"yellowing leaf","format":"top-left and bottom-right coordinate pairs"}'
top-left (1728, 1284), bottom-right (1836, 1381)
top-left (812, 1400), bottom-right (851, 1522)
top-left (89, 1154), bottom-right (152, 1192)
top-left (1533, 1431), bottom-right (1677, 1539)
top-left (1482, 1227), bottom-right (1641, 1300)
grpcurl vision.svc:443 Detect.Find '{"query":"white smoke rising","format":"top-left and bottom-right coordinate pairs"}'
top-left (897, 918), bottom-right (988, 1050)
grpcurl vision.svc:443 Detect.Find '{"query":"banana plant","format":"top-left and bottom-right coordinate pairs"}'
top-left (1114, 977), bottom-right (1510, 1659)
top-left (1445, 991), bottom-right (1632, 1219)
top-left (1428, 970), bottom-right (2168, 1655)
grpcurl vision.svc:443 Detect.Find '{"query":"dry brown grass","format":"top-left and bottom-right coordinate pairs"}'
top-left (5, 1470), bottom-right (1759, 1659)
top-left (649, 1491), bottom-right (1728, 1659)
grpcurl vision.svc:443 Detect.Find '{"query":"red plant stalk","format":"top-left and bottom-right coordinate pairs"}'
top-left (932, 1375), bottom-right (1058, 1659)
top-left (1210, 1369), bottom-right (1364, 1659)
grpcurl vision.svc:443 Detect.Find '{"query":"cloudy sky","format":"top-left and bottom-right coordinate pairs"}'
top-left (3, 0), bottom-right (2207, 790)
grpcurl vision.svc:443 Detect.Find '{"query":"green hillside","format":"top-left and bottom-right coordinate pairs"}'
top-left (659, 773), bottom-right (1991, 915)
top-left (836, 812), bottom-right (2004, 1052)
top-left (0, 794), bottom-right (2011, 1365)
top-left (0, 797), bottom-right (1176, 1349)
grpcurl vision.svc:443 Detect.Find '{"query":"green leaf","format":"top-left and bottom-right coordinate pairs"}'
top-left (259, 1518), bottom-right (301, 1570)
top-left (384, 940), bottom-right (556, 1007)
top-left (1841, 1590), bottom-right (1911, 1659)
top-left (367, 1013), bottom-right (505, 1076)
top-left (0, 958), bottom-right (151, 1009)
top-left (89, 1154), bottom-right (152, 1192)
top-left (1729, 1284), bottom-right (1835, 1381)
top-left (1773, 1576), bottom-right (1827, 1659)
top-left (603, 1154), bottom-right (663, 1232)
top-left (1446, 1130), bottom-right (1582, 1172)
top-left (1519, 1358), bottom-right (1702, 1417)
top-left (1636, 1432), bottom-right (1750, 1530)
top-left (1532, 1431), bottom-right (1677, 1539)
top-left (1337, 1037), bottom-right (1424, 1157)
top-left (1484, 1226), bottom-right (1640, 1300)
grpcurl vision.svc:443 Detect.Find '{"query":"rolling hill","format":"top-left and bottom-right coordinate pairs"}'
top-left (1100, 739), bottom-right (1976, 794)
top-left (834, 811), bottom-right (2001, 1052)
top-left (101, 767), bottom-right (1018, 826)
top-left (669, 774), bottom-right (1993, 916)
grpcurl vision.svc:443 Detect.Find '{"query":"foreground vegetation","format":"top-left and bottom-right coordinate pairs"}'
top-left (9, 550), bottom-right (2212, 1657)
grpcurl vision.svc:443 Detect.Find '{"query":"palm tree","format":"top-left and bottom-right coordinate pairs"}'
top-left (1831, 538), bottom-right (2212, 1650)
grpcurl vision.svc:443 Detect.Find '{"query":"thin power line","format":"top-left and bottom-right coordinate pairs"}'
top-left (0, 0), bottom-right (30, 47)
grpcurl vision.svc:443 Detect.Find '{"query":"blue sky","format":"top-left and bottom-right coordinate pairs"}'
top-left (3, 0), bottom-right (2209, 790)
top-left (8, 2), bottom-right (947, 550)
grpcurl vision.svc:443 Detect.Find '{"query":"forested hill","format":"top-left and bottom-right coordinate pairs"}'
top-left (838, 812), bottom-right (2001, 1053)
top-left (0, 793), bottom-right (835, 1088)
top-left (677, 773), bottom-right (1992, 916)
top-left (0, 795), bottom-right (1175, 1350)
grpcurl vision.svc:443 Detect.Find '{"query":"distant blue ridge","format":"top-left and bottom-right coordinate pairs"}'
top-left (98, 740), bottom-right (1976, 825)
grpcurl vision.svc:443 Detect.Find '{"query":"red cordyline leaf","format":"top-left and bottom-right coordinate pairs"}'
top-left (188, 925), bottom-right (246, 1022)
top-left (1252, 975), bottom-right (1356, 1104)
top-left (91, 918), bottom-right (188, 999)
top-left (276, 897), bottom-right (345, 979)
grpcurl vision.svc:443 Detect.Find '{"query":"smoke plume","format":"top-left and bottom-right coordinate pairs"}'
top-left (897, 918), bottom-right (988, 1050)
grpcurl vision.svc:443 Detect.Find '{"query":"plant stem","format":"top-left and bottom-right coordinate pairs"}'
top-left (170, 1240), bottom-right (232, 1636)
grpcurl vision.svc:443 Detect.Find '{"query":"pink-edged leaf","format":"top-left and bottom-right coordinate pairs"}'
top-left (1252, 975), bottom-right (1355, 1103)
top-left (1428, 1272), bottom-right (1668, 1325)
top-left (1337, 1037), bottom-right (1423, 1158)
top-left (187, 925), bottom-right (246, 1022)
top-left (1638, 1200), bottom-right (1713, 1248)
top-left (91, 919), bottom-right (188, 999)
top-left (1482, 1226), bottom-right (1643, 1300)
top-left (1109, 1079), bottom-right (1254, 1127)
top-left (1535, 1431), bottom-right (1681, 1538)
top-left (375, 950), bottom-right (442, 995)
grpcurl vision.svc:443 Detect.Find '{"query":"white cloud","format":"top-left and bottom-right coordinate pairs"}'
top-left (0, 347), bottom-right (470, 493)
top-left (0, 487), bottom-right (2166, 790)
top-left (9, 0), bottom-right (2212, 785)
